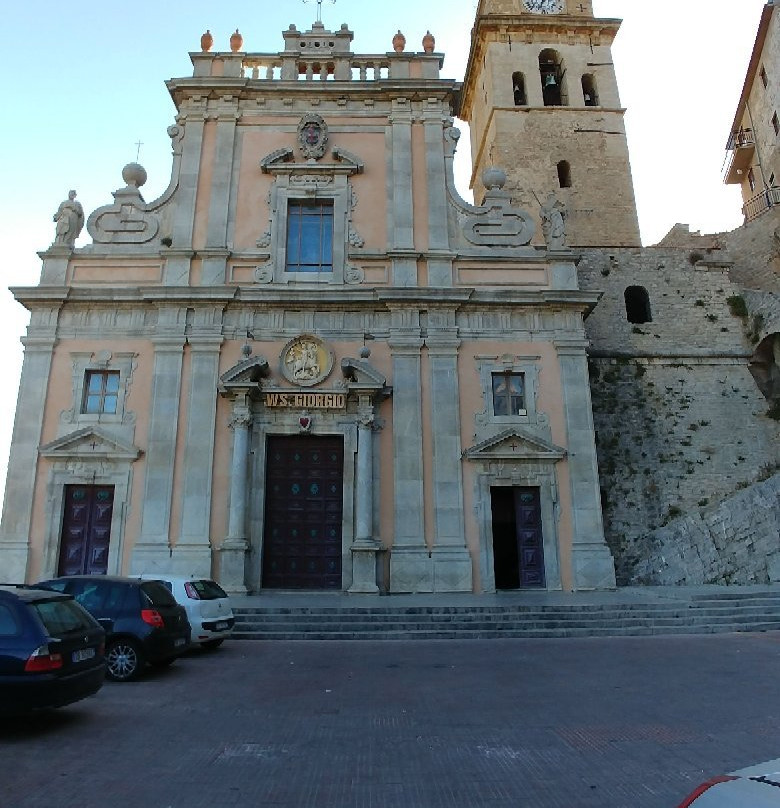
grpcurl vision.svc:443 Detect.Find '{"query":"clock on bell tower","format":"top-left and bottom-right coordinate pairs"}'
top-left (459, 0), bottom-right (639, 247)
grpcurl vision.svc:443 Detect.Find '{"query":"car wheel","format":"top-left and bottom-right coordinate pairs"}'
top-left (105, 639), bottom-right (144, 681)
top-left (201, 639), bottom-right (224, 650)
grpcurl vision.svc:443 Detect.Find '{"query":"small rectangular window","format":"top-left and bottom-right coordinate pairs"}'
top-left (748, 168), bottom-right (756, 192)
top-left (82, 370), bottom-right (120, 414)
top-left (492, 372), bottom-right (526, 416)
top-left (286, 201), bottom-right (334, 273)
top-left (773, 112), bottom-right (779, 136)
top-left (760, 66), bottom-right (768, 88)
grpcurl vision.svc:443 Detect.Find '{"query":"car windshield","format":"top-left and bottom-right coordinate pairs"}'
top-left (33, 599), bottom-right (96, 636)
top-left (140, 581), bottom-right (178, 608)
top-left (188, 580), bottom-right (228, 600)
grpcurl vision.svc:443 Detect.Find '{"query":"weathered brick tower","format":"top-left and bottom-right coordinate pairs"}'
top-left (460, 0), bottom-right (642, 247)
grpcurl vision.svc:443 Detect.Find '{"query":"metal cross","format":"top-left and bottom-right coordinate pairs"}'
top-left (135, 140), bottom-right (144, 160)
top-left (303, 0), bottom-right (336, 24)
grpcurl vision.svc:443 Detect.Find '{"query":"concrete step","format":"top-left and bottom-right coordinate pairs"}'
top-left (231, 599), bottom-right (780, 640)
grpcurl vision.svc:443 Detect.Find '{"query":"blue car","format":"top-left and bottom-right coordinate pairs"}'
top-left (0, 585), bottom-right (105, 714)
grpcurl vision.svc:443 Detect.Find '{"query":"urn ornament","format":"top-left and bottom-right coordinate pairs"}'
top-left (200, 30), bottom-right (214, 52)
top-left (422, 30), bottom-right (435, 53)
top-left (230, 29), bottom-right (244, 52)
top-left (392, 30), bottom-right (406, 53)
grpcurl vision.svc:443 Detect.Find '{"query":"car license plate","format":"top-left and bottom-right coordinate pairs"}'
top-left (72, 648), bottom-right (95, 662)
top-left (175, 638), bottom-right (186, 647)
top-left (215, 622), bottom-right (228, 631)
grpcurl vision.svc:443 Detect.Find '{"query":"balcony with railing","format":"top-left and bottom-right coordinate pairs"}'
top-left (743, 186), bottom-right (780, 221)
top-left (724, 128), bottom-right (756, 185)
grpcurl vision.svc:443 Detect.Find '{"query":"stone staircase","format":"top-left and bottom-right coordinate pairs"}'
top-left (232, 589), bottom-right (780, 640)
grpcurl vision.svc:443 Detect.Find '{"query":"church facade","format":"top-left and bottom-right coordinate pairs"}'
top-left (2, 1), bottom-right (778, 595)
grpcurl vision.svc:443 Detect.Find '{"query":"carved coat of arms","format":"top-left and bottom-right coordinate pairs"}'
top-left (297, 113), bottom-right (329, 160)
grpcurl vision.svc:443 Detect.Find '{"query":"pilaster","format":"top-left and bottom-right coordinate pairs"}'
top-left (130, 309), bottom-right (186, 574)
top-left (0, 308), bottom-right (61, 581)
top-left (176, 320), bottom-right (224, 576)
top-left (555, 339), bottom-right (616, 590)
top-left (388, 99), bottom-right (416, 286)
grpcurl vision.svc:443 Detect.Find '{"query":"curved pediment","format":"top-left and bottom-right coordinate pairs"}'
top-left (219, 355), bottom-right (270, 391)
top-left (463, 428), bottom-right (566, 462)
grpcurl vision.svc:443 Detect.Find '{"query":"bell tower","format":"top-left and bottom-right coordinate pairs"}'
top-left (459, 0), bottom-right (641, 247)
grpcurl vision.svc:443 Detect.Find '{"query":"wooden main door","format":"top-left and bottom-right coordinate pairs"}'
top-left (490, 486), bottom-right (546, 589)
top-left (57, 485), bottom-right (114, 576)
top-left (262, 435), bottom-right (344, 590)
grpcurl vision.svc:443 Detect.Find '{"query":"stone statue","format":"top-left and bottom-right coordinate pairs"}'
top-left (541, 193), bottom-right (567, 250)
top-left (53, 190), bottom-right (84, 247)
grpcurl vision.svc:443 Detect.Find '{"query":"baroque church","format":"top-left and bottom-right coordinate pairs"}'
top-left (1, 0), bottom-right (778, 595)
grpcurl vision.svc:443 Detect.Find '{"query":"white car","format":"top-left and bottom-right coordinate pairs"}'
top-left (677, 759), bottom-right (780, 806)
top-left (140, 576), bottom-right (234, 649)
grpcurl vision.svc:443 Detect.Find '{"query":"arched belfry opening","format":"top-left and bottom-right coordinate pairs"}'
top-left (582, 74), bottom-right (599, 106)
top-left (539, 49), bottom-right (566, 107)
top-left (512, 71), bottom-right (527, 106)
top-left (625, 286), bottom-right (652, 324)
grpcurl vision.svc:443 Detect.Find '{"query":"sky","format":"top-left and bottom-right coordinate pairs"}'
top-left (0, 0), bottom-right (768, 511)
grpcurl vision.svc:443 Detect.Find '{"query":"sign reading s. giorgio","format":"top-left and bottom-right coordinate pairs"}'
top-left (264, 392), bottom-right (346, 410)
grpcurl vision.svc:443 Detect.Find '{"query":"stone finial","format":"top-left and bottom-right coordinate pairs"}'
top-left (122, 162), bottom-right (148, 189)
top-left (53, 190), bottom-right (84, 247)
top-left (482, 166), bottom-right (507, 191)
top-left (200, 30), bottom-right (213, 52)
top-left (392, 30), bottom-right (406, 53)
top-left (230, 29), bottom-right (244, 52)
top-left (422, 30), bottom-right (435, 53)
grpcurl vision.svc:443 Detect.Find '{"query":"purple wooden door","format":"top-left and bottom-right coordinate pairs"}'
top-left (490, 486), bottom-right (545, 589)
top-left (262, 436), bottom-right (344, 589)
top-left (57, 485), bottom-right (114, 576)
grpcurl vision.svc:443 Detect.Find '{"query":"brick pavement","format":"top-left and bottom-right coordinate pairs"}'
top-left (2, 634), bottom-right (780, 807)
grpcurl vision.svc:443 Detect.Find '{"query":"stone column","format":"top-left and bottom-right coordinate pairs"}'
top-left (555, 339), bottom-right (616, 590)
top-left (426, 316), bottom-right (472, 592)
top-left (219, 394), bottom-right (251, 594)
top-left (0, 306), bottom-right (61, 582)
top-left (131, 310), bottom-right (186, 574)
top-left (176, 324), bottom-right (224, 576)
top-left (388, 98), bottom-right (417, 286)
top-left (349, 403), bottom-right (380, 594)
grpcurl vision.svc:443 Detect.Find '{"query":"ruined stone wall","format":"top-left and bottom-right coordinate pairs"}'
top-left (579, 247), bottom-right (780, 584)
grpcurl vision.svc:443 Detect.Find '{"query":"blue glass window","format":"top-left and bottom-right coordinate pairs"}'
top-left (286, 201), bottom-right (334, 273)
top-left (83, 370), bottom-right (120, 414)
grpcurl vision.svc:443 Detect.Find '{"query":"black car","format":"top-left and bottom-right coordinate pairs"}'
top-left (35, 576), bottom-right (191, 682)
top-left (0, 585), bottom-right (106, 713)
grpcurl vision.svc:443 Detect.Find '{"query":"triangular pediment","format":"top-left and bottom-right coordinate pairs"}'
top-left (463, 428), bottom-right (566, 462)
top-left (219, 355), bottom-right (270, 389)
top-left (40, 427), bottom-right (142, 461)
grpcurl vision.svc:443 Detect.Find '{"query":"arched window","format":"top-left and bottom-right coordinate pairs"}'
top-left (582, 74), bottom-right (599, 107)
top-left (539, 49), bottom-right (566, 107)
top-left (625, 286), bottom-right (652, 324)
top-left (557, 161), bottom-right (572, 188)
top-left (512, 72), bottom-right (527, 106)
